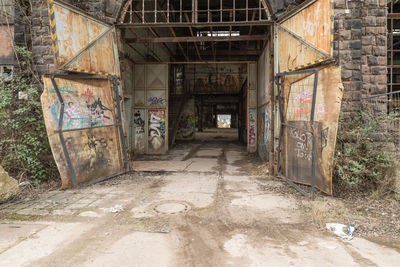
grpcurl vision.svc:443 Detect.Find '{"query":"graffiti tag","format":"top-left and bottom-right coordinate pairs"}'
top-left (148, 110), bottom-right (165, 151)
top-left (290, 128), bottom-right (313, 161)
top-left (48, 84), bottom-right (77, 95)
top-left (147, 97), bottom-right (166, 105)
top-left (87, 134), bottom-right (108, 151)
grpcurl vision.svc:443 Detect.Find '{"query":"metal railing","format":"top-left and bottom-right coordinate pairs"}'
top-left (119, 0), bottom-right (271, 26)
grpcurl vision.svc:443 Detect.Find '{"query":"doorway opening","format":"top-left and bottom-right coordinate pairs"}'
top-left (217, 114), bottom-right (232, 129)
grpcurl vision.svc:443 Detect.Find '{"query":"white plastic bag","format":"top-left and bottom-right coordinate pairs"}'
top-left (326, 223), bottom-right (355, 240)
top-left (101, 205), bottom-right (124, 213)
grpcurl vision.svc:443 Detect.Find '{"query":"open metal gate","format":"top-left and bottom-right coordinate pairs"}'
top-left (42, 0), bottom-right (128, 189)
top-left (275, 0), bottom-right (343, 196)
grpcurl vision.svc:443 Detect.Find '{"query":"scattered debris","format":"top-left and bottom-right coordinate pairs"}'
top-left (19, 181), bottom-right (31, 187)
top-left (159, 226), bottom-right (172, 233)
top-left (101, 205), bottom-right (124, 213)
top-left (326, 223), bottom-right (355, 240)
top-left (298, 241), bottom-right (309, 246)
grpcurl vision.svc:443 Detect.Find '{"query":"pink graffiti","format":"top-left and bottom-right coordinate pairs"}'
top-left (294, 89), bottom-right (312, 104)
top-left (316, 104), bottom-right (327, 115)
top-left (249, 125), bottom-right (256, 149)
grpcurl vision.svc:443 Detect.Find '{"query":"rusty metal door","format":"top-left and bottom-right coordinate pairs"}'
top-left (41, 0), bottom-right (128, 189)
top-left (275, 0), bottom-right (343, 196)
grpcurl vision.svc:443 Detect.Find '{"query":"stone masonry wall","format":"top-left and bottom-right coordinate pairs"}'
top-left (333, 0), bottom-right (387, 117)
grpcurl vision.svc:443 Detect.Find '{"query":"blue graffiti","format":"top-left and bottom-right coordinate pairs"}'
top-left (147, 97), bottom-right (166, 105)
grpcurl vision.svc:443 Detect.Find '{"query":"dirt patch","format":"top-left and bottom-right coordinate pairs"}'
top-left (1, 180), bottom-right (60, 205)
top-left (253, 161), bottom-right (400, 241)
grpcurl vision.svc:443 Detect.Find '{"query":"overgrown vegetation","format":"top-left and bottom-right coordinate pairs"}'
top-left (334, 109), bottom-right (399, 197)
top-left (0, 46), bottom-right (57, 185)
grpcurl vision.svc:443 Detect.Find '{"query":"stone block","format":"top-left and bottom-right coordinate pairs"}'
top-left (344, 19), bottom-right (362, 30)
top-left (371, 66), bottom-right (386, 75)
top-left (364, 16), bottom-right (376, 27)
top-left (373, 46), bottom-right (386, 56)
top-left (0, 166), bottom-right (19, 203)
top-left (376, 35), bottom-right (386, 46)
top-left (377, 56), bottom-right (387, 65)
top-left (367, 56), bottom-right (378, 66)
top-left (339, 30), bottom-right (351, 40)
top-left (352, 50), bottom-right (362, 59)
top-left (362, 36), bottom-right (375, 46)
top-left (349, 40), bottom-right (362, 49)
top-left (352, 29), bottom-right (362, 39)
top-left (341, 69), bottom-right (353, 80)
top-left (334, 0), bottom-right (346, 8)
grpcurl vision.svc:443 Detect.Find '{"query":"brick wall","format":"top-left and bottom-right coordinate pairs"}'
top-left (333, 0), bottom-right (387, 116)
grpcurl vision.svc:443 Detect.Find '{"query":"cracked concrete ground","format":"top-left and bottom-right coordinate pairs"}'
top-left (0, 130), bottom-right (399, 266)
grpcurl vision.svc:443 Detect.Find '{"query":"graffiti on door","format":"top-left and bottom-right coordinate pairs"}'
top-left (49, 86), bottom-right (113, 130)
top-left (289, 127), bottom-right (313, 161)
top-left (133, 109), bottom-right (146, 153)
top-left (148, 110), bottom-right (166, 152)
top-left (249, 109), bottom-right (257, 153)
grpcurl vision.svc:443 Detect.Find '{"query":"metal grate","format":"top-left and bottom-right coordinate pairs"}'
top-left (285, 74), bottom-right (316, 122)
top-left (119, 0), bottom-right (271, 26)
top-left (362, 91), bottom-right (400, 146)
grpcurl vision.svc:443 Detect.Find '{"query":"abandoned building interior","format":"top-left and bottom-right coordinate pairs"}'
top-left (2, 0), bottom-right (396, 197)
top-left (2, 1), bottom-right (400, 263)
top-left (40, 0), bottom-right (282, 189)
top-left (36, 0), bottom-right (346, 197)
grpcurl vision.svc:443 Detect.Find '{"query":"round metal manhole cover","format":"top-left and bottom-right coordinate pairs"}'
top-left (153, 202), bottom-right (190, 214)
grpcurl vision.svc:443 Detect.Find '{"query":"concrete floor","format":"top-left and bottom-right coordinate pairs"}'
top-left (0, 129), bottom-right (399, 266)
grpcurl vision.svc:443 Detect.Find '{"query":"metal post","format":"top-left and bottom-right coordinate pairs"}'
top-left (192, 0), bottom-right (194, 23)
top-left (233, 0), bottom-right (235, 22)
top-left (246, 0), bottom-right (248, 22)
top-left (114, 79), bottom-right (129, 171)
top-left (220, 0), bottom-right (222, 22)
top-left (155, 0), bottom-right (157, 23)
top-left (142, 0), bottom-right (145, 23)
top-left (311, 135), bottom-right (316, 199)
top-left (180, 0), bottom-right (182, 23)
top-left (167, 0), bottom-right (170, 23)
top-left (208, 0), bottom-right (210, 23)
top-left (310, 71), bottom-right (319, 123)
top-left (276, 76), bottom-right (283, 175)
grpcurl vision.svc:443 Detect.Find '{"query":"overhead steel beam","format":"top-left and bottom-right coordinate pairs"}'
top-left (177, 49), bottom-right (262, 56)
top-left (116, 21), bottom-right (272, 29)
top-left (126, 35), bottom-right (268, 43)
